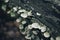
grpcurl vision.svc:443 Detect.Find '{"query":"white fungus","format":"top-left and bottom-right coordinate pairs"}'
top-left (43, 32), bottom-right (50, 38)
top-left (5, 0), bottom-right (9, 3)
top-left (19, 25), bottom-right (23, 29)
top-left (11, 13), bottom-right (15, 17)
top-left (56, 36), bottom-right (60, 40)
top-left (16, 18), bottom-right (21, 22)
top-left (21, 13), bottom-right (28, 18)
top-left (18, 7), bottom-right (21, 9)
top-left (27, 11), bottom-right (32, 16)
top-left (40, 26), bottom-right (46, 32)
top-left (7, 11), bottom-right (11, 14)
top-left (18, 9), bottom-right (26, 13)
top-left (31, 23), bottom-right (40, 29)
top-left (13, 7), bottom-right (17, 12)
top-left (22, 21), bottom-right (26, 24)
top-left (32, 31), bottom-right (38, 35)
top-left (17, 9), bottom-right (26, 14)
top-left (50, 37), bottom-right (54, 40)
top-left (28, 25), bottom-right (32, 29)
top-left (25, 35), bottom-right (31, 39)
top-left (21, 31), bottom-right (26, 35)
top-left (36, 12), bottom-right (41, 16)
